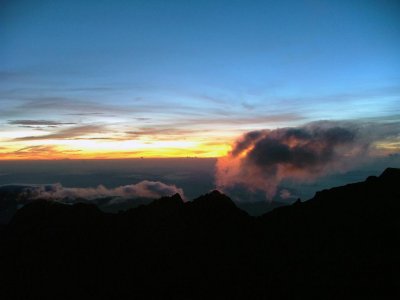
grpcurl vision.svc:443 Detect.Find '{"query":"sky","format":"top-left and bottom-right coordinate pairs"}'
top-left (0, 0), bottom-right (399, 159)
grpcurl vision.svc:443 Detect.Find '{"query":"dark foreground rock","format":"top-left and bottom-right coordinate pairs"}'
top-left (1, 169), bottom-right (399, 299)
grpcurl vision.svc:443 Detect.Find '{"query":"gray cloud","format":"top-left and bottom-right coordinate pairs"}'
top-left (14, 145), bottom-right (60, 154)
top-left (177, 113), bottom-right (304, 126)
top-left (8, 120), bottom-right (76, 126)
top-left (0, 96), bottom-right (130, 118)
top-left (18, 181), bottom-right (184, 202)
top-left (0, 145), bottom-right (82, 159)
top-left (18, 98), bottom-right (126, 113)
top-left (126, 127), bottom-right (201, 139)
top-left (12, 125), bottom-right (106, 141)
top-left (279, 189), bottom-right (296, 200)
top-left (0, 181), bottom-right (185, 221)
top-left (216, 121), bottom-right (400, 198)
top-left (247, 126), bottom-right (356, 168)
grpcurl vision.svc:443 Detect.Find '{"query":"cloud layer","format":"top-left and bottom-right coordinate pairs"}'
top-left (216, 121), bottom-right (398, 198)
top-left (18, 181), bottom-right (184, 203)
top-left (8, 120), bottom-right (76, 126)
top-left (12, 125), bottom-right (106, 141)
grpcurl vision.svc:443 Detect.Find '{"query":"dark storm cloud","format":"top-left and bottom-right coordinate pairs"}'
top-left (231, 131), bottom-right (264, 156)
top-left (216, 121), bottom-right (400, 198)
top-left (246, 126), bottom-right (356, 168)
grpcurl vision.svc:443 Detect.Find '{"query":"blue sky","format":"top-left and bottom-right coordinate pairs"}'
top-left (0, 0), bottom-right (399, 158)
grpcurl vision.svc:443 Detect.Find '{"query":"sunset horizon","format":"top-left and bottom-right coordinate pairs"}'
top-left (0, 0), bottom-right (398, 204)
top-left (1, 2), bottom-right (400, 296)
top-left (2, 1), bottom-right (399, 162)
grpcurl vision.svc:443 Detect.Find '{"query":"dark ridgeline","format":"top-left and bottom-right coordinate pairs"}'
top-left (0, 169), bottom-right (399, 299)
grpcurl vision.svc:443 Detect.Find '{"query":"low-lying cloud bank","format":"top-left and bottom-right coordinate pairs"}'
top-left (0, 181), bottom-right (184, 223)
top-left (14, 181), bottom-right (184, 203)
top-left (216, 121), bottom-right (399, 198)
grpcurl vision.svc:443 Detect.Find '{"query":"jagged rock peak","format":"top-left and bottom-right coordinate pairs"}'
top-left (192, 189), bottom-right (238, 209)
top-left (149, 193), bottom-right (184, 207)
top-left (379, 167), bottom-right (400, 180)
top-left (209, 190), bottom-right (222, 196)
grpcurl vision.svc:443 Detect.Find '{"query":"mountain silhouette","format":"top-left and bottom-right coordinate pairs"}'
top-left (0, 185), bottom-right (284, 223)
top-left (0, 168), bottom-right (399, 299)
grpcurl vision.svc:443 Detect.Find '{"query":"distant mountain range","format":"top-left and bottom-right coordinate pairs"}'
top-left (0, 168), bottom-right (399, 298)
top-left (0, 184), bottom-right (287, 224)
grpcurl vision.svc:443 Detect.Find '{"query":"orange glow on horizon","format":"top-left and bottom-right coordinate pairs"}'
top-left (0, 139), bottom-right (232, 160)
top-left (1, 130), bottom-right (398, 160)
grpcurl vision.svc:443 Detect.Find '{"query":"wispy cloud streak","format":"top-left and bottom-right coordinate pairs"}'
top-left (8, 120), bottom-right (76, 126)
top-left (12, 125), bottom-right (106, 141)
